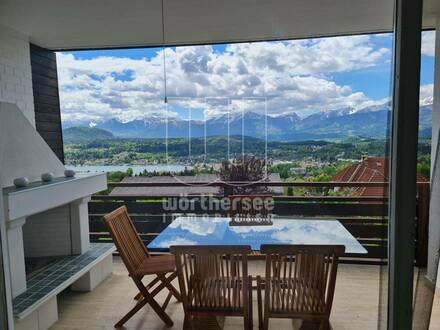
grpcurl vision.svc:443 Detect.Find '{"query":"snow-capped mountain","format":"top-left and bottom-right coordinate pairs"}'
top-left (62, 102), bottom-right (433, 141)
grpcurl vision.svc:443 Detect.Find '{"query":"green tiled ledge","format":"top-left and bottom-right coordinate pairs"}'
top-left (13, 243), bottom-right (115, 319)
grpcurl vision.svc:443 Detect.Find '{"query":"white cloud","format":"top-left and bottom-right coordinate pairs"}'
top-left (422, 31), bottom-right (436, 57)
top-left (169, 216), bottom-right (218, 236)
top-left (57, 35), bottom-right (392, 124)
top-left (420, 84), bottom-right (434, 106)
top-left (227, 35), bottom-right (389, 75)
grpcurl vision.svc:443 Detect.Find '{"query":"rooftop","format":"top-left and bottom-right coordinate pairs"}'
top-left (332, 157), bottom-right (428, 196)
top-left (110, 173), bottom-right (284, 196)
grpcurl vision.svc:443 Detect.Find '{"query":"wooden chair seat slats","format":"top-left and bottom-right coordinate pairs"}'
top-left (267, 278), bottom-right (327, 313)
top-left (269, 281), bottom-right (326, 314)
top-left (103, 206), bottom-right (181, 328)
top-left (171, 245), bottom-right (253, 330)
top-left (135, 254), bottom-right (176, 276)
top-left (258, 244), bottom-right (345, 330)
top-left (187, 277), bottom-right (247, 310)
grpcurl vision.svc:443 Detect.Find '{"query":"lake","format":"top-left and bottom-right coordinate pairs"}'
top-left (66, 164), bottom-right (191, 175)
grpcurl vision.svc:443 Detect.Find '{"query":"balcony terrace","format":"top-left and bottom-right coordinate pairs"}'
top-left (0, 0), bottom-right (439, 328)
top-left (42, 180), bottom-right (430, 329)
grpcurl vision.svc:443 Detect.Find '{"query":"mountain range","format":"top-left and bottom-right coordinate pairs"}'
top-left (63, 102), bottom-right (433, 142)
top-left (63, 126), bottom-right (115, 143)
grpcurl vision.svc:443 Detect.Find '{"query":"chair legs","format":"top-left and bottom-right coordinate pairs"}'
top-left (116, 296), bottom-right (173, 328)
top-left (183, 314), bottom-right (196, 330)
top-left (134, 276), bottom-right (161, 300)
top-left (256, 275), bottom-right (270, 330)
top-left (158, 273), bottom-right (182, 301)
top-left (245, 306), bottom-right (253, 329)
top-left (245, 275), bottom-right (253, 330)
top-left (115, 272), bottom-right (179, 328)
top-left (115, 297), bottom-right (149, 328)
top-left (319, 319), bottom-right (331, 330)
top-left (262, 315), bottom-right (269, 330)
top-left (181, 277), bottom-right (253, 330)
top-left (134, 273), bottom-right (181, 302)
top-left (115, 291), bottom-right (175, 327)
top-left (134, 291), bottom-right (143, 301)
top-left (257, 276), bottom-right (263, 330)
top-left (255, 275), bottom-right (331, 330)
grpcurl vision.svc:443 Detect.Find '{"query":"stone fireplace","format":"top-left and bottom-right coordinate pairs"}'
top-left (3, 176), bottom-right (106, 298)
top-left (1, 103), bottom-right (114, 330)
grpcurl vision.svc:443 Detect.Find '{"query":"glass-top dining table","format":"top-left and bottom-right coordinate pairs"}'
top-left (148, 216), bottom-right (367, 254)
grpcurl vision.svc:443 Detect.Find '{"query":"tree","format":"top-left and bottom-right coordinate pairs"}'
top-left (220, 155), bottom-right (270, 195)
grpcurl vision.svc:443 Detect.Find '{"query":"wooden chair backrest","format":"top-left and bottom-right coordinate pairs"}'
top-left (228, 195), bottom-right (274, 219)
top-left (170, 245), bottom-right (251, 311)
top-left (261, 244), bottom-right (345, 315)
top-left (103, 206), bottom-right (150, 275)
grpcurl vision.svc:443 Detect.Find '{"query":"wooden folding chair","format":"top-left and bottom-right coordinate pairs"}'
top-left (103, 206), bottom-right (181, 328)
top-left (258, 245), bottom-right (345, 330)
top-left (170, 245), bottom-right (253, 330)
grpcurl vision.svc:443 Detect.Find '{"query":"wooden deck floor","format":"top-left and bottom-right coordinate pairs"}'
top-left (51, 257), bottom-right (383, 330)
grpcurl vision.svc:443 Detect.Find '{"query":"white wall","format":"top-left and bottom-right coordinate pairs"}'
top-left (0, 103), bottom-right (65, 188)
top-left (0, 24), bottom-right (34, 126)
top-left (428, 17), bottom-right (440, 282)
top-left (0, 26), bottom-right (66, 188)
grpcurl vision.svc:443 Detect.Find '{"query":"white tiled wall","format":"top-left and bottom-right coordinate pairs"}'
top-left (0, 24), bottom-right (35, 126)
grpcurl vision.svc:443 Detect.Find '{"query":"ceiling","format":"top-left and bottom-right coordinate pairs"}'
top-left (0, 0), bottom-right (438, 50)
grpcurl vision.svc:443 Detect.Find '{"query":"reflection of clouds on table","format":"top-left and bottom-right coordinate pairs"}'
top-left (157, 237), bottom-right (197, 248)
top-left (230, 220), bottom-right (356, 246)
top-left (149, 217), bottom-right (367, 254)
top-left (272, 223), bottom-right (347, 245)
top-left (169, 217), bottom-right (219, 236)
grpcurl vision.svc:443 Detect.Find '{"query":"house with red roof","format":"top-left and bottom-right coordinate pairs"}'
top-left (332, 156), bottom-right (428, 197)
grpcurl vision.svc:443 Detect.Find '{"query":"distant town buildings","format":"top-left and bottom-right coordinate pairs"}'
top-left (290, 167), bottom-right (307, 176)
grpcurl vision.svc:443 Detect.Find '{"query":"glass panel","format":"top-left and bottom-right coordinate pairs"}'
top-left (162, 35), bottom-right (394, 329)
top-left (166, 97), bottom-right (207, 166)
top-left (205, 97), bottom-right (232, 162)
top-left (57, 47), bottom-right (169, 177)
top-left (57, 20), bottom-right (396, 329)
top-left (412, 30), bottom-right (438, 329)
top-left (378, 31), bottom-right (394, 330)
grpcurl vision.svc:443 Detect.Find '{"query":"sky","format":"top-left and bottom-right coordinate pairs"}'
top-left (57, 31), bottom-right (436, 125)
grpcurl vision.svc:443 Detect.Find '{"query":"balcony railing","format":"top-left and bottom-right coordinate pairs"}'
top-left (88, 181), bottom-right (430, 266)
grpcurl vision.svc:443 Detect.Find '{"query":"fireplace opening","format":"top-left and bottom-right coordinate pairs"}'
top-left (22, 205), bottom-right (73, 281)
top-left (25, 257), bottom-right (63, 280)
